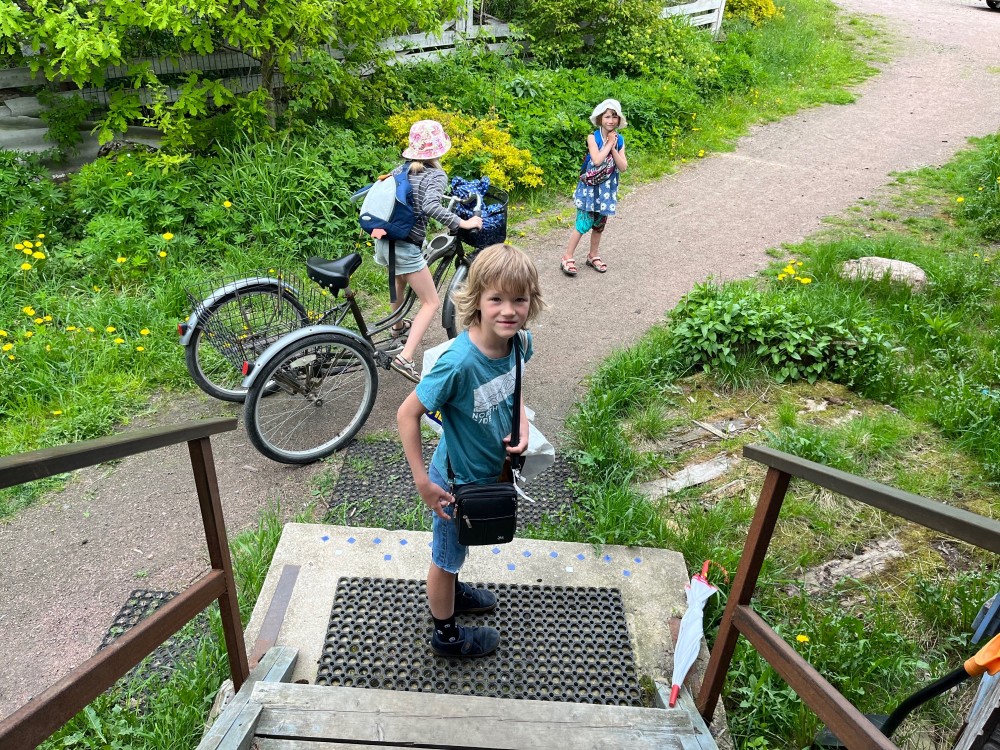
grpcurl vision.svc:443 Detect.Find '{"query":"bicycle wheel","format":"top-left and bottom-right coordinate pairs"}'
top-left (441, 261), bottom-right (469, 340)
top-left (185, 287), bottom-right (308, 402)
top-left (244, 332), bottom-right (378, 464)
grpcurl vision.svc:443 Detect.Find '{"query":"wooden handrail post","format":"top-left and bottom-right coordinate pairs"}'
top-left (188, 436), bottom-right (250, 691)
top-left (697, 466), bottom-right (790, 721)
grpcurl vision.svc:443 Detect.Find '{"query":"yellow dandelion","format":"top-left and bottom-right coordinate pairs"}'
top-left (956, 196), bottom-right (965, 203)
top-left (777, 274), bottom-right (787, 280)
top-left (158, 251), bottom-right (167, 258)
top-left (0, 330), bottom-right (6, 337)
top-left (799, 277), bottom-right (813, 284)
top-left (126, 171), bottom-right (133, 176)
top-left (32, 251), bottom-right (45, 259)
top-left (22, 306), bottom-right (34, 316)
top-left (66, 326), bottom-right (77, 332)
top-left (36, 234), bottom-right (45, 239)
top-left (162, 232), bottom-right (174, 241)
top-left (22, 248), bottom-right (32, 255)
top-left (135, 346), bottom-right (145, 352)
top-left (116, 256), bottom-right (127, 263)
top-left (113, 337), bottom-right (124, 344)
top-left (45, 344), bottom-right (51, 352)
top-left (140, 328), bottom-right (150, 336)
top-left (33, 317), bottom-right (43, 324)
top-left (15, 243), bottom-right (24, 250)
top-left (796, 634), bottom-right (810, 643)
top-left (93, 286), bottom-right (102, 292)
top-left (6, 355), bottom-right (13, 361)
top-left (23, 240), bottom-right (33, 248)
top-left (86, 327), bottom-right (95, 333)
top-left (698, 150), bottom-right (705, 157)
top-left (1, 343), bottom-right (12, 352)
top-left (24, 331), bottom-right (33, 338)
top-left (43, 315), bottom-right (51, 322)
top-left (106, 326), bottom-right (116, 333)
top-left (20, 262), bottom-right (32, 271)
top-left (51, 410), bottom-right (62, 415)
top-left (223, 200), bottom-right (232, 208)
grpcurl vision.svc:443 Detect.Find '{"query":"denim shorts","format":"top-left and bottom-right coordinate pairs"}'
top-left (429, 463), bottom-right (467, 574)
top-left (374, 238), bottom-right (427, 275)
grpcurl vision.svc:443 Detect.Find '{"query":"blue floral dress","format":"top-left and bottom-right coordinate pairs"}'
top-left (573, 133), bottom-right (623, 217)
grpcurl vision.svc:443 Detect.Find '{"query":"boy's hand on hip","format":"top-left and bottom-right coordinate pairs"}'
top-left (417, 478), bottom-right (453, 520)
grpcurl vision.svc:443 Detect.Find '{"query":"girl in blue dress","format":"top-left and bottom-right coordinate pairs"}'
top-left (560, 98), bottom-right (628, 276)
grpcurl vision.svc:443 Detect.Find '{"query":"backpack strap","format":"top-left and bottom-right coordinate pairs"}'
top-left (388, 239), bottom-right (396, 303)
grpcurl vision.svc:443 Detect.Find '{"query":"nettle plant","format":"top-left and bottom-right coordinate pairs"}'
top-left (666, 281), bottom-right (889, 387)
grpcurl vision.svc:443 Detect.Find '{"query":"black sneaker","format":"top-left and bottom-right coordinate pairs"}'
top-left (455, 582), bottom-right (497, 614)
top-left (431, 624), bottom-right (500, 657)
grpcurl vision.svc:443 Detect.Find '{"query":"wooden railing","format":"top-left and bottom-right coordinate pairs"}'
top-left (697, 444), bottom-right (1000, 749)
top-left (0, 418), bottom-right (246, 750)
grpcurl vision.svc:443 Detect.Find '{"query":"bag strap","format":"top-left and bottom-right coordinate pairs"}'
top-left (388, 239), bottom-right (396, 303)
top-left (447, 332), bottom-right (523, 482)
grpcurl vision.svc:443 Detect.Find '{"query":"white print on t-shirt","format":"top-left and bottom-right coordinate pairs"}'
top-left (471, 366), bottom-right (516, 424)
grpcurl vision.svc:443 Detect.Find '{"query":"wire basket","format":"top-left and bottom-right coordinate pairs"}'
top-left (185, 270), bottom-right (334, 367)
top-left (457, 187), bottom-right (509, 249)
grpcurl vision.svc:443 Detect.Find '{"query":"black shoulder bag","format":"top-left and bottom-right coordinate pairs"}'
top-left (449, 334), bottom-right (523, 546)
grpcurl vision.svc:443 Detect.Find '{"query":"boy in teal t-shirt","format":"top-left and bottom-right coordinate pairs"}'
top-left (397, 243), bottom-right (546, 658)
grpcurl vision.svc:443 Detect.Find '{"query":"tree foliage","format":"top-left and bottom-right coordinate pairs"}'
top-left (0, 0), bottom-right (458, 147)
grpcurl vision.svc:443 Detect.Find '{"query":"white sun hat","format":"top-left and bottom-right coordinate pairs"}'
top-left (589, 99), bottom-right (627, 129)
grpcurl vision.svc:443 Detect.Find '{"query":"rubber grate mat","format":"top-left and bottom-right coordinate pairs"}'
top-left (326, 439), bottom-right (577, 530)
top-left (316, 577), bottom-right (645, 706)
top-left (100, 589), bottom-right (209, 683)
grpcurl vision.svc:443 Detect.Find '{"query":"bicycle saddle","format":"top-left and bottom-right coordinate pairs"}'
top-left (306, 253), bottom-right (362, 292)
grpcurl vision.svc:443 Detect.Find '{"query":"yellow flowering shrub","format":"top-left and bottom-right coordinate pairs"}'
top-left (387, 107), bottom-right (543, 192)
top-left (725, 0), bottom-right (782, 26)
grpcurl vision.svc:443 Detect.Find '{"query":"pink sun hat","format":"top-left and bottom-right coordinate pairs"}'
top-left (402, 120), bottom-right (452, 160)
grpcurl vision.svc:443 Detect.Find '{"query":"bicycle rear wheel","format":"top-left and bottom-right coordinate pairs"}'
top-left (244, 332), bottom-right (378, 464)
top-left (186, 287), bottom-right (308, 402)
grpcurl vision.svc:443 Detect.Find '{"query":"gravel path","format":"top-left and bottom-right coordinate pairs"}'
top-left (1, 0), bottom-right (998, 723)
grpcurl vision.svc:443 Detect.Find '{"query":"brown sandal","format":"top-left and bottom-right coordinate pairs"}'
top-left (586, 256), bottom-right (608, 273)
top-left (560, 257), bottom-right (578, 276)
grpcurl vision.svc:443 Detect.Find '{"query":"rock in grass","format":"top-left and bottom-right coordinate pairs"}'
top-left (840, 256), bottom-right (927, 291)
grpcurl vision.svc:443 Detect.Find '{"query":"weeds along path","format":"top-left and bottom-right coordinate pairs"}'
top-left (1, 0), bottom-right (999, 722)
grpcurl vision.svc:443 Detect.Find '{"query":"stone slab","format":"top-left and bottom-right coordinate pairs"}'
top-left (245, 523), bottom-right (691, 690)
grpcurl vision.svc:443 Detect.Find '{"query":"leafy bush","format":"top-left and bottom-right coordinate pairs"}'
top-left (386, 106), bottom-right (544, 191)
top-left (725, 0), bottom-right (783, 26)
top-left (666, 280), bottom-right (890, 388)
top-left (37, 91), bottom-right (95, 159)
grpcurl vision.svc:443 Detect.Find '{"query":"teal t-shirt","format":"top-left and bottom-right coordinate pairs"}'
top-left (416, 330), bottom-right (533, 486)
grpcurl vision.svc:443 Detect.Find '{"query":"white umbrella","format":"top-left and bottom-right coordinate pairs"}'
top-left (669, 560), bottom-right (722, 707)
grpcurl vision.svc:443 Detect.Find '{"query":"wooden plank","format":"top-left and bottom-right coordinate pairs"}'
top-left (653, 683), bottom-right (717, 749)
top-left (250, 683), bottom-right (699, 749)
top-left (953, 674), bottom-right (1000, 750)
top-left (257, 742), bottom-right (448, 750)
top-left (250, 564), bottom-right (301, 669)
top-left (198, 647), bottom-right (298, 750)
top-left (0, 418), bottom-right (237, 489)
top-left (743, 444), bottom-right (1000, 555)
top-left (216, 703), bottom-right (262, 750)
top-left (0, 66), bottom-right (41, 88)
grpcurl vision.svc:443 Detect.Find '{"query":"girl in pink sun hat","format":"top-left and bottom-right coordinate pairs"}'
top-left (374, 120), bottom-right (482, 379)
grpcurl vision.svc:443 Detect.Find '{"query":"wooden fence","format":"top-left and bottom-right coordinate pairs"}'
top-left (0, 0), bottom-right (725, 115)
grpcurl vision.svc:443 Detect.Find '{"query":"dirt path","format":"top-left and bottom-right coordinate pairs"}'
top-left (2, 0), bottom-right (999, 722)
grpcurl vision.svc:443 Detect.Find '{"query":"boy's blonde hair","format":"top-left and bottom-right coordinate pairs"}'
top-left (452, 243), bottom-right (546, 330)
top-left (409, 159), bottom-right (441, 173)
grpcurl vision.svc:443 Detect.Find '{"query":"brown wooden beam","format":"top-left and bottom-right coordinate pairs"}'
top-left (0, 571), bottom-right (226, 750)
top-left (733, 605), bottom-right (898, 750)
top-left (0, 418), bottom-right (237, 489)
top-left (744, 444), bottom-right (1000, 554)
top-left (188, 436), bottom-right (250, 691)
top-left (698, 466), bottom-right (789, 721)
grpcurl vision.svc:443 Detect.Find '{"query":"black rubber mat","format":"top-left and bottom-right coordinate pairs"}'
top-left (316, 577), bottom-right (646, 706)
top-left (99, 589), bottom-right (207, 683)
top-left (326, 439), bottom-right (577, 530)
